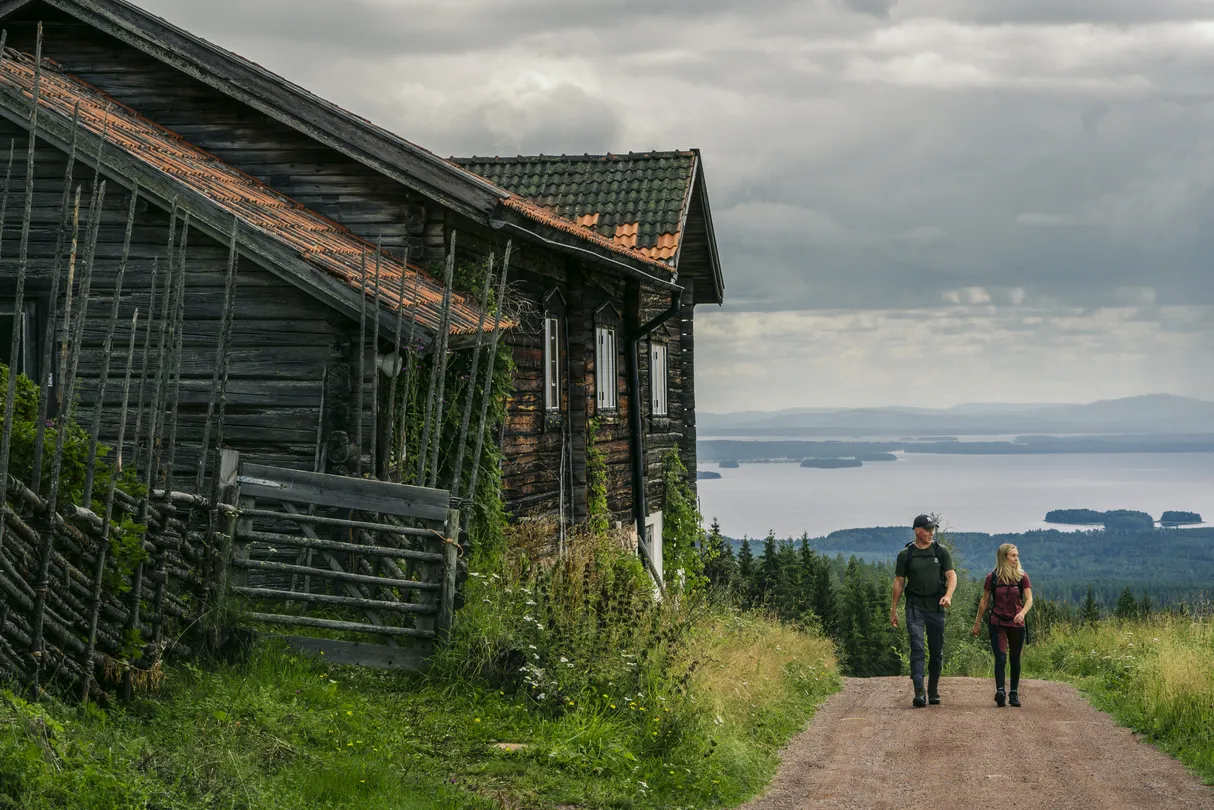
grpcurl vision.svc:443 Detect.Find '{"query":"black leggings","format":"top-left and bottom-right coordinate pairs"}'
top-left (989, 624), bottom-right (1025, 692)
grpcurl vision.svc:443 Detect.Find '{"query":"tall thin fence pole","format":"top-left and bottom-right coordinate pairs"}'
top-left (0, 25), bottom-right (39, 563)
top-left (82, 184), bottom-right (139, 504)
top-left (397, 263), bottom-right (423, 480)
top-left (369, 244), bottom-right (382, 478)
top-left (80, 309), bottom-right (139, 701)
top-left (419, 233), bottom-right (456, 485)
top-left (355, 250), bottom-right (367, 477)
top-left (449, 253), bottom-right (494, 499)
top-left (130, 258), bottom-right (159, 472)
top-left (162, 215), bottom-right (190, 494)
top-left (385, 247), bottom-right (408, 475)
top-left (463, 242), bottom-right (512, 533)
top-left (32, 104), bottom-right (80, 487)
top-left (197, 218), bottom-right (239, 492)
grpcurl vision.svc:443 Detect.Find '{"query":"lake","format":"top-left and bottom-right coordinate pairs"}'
top-left (695, 452), bottom-right (1214, 538)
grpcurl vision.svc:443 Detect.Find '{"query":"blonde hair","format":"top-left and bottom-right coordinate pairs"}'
top-left (994, 543), bottom-right (1024, 585)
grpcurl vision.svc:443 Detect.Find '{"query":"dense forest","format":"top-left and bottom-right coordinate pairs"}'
top-left (755, 525), bottom-right (1214, 606)
top-left (700, 521), bottom-right (1195, 677)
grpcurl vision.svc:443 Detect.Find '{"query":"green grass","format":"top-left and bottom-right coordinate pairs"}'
top-left (0, 611), bottom-right (838, 810)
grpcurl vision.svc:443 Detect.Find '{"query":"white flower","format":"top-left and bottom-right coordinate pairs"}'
top-left (559, 656), bottom-right (568, 663)
top-left (528, 644), bottom-right (537, 650)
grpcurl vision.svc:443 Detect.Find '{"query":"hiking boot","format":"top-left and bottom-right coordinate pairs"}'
top-left (928, 694), bottom-right (941, 705)
top-left (1009, 691), bottom-right (1021, 707)
top-left (995, 689), bottom-right (1006, 708)
top-left (912, 691), bottom-right (927, 708)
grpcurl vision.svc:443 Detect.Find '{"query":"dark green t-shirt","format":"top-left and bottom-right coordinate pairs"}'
top-left (895, 542), bottom-right (954, 608)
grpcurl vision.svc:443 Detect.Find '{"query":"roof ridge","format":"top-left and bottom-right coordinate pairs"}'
top-left (450, 151), bottom-right (697, 164)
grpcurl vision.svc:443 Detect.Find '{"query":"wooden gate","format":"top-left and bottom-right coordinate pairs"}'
top-left (216, 451), bottom-right (460, 670)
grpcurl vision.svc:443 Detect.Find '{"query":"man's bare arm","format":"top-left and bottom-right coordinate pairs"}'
top-left (939, 570), bottom-right (957, 608)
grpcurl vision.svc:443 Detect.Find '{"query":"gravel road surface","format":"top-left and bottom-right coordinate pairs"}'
top-left (740, 677), bottom-right (1214, 810)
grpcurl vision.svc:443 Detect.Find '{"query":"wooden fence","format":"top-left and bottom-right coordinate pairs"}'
top-left (214, 450), bottom-right (460, 671)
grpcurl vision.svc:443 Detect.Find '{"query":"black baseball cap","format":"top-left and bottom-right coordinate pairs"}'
top-left (913, 514), bottom-right (937, 530)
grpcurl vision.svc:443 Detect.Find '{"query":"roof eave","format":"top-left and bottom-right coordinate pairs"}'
top-left (492, 205), bottom-right (682, 291)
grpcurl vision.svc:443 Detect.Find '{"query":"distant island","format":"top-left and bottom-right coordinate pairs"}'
top-left (719, 460), bottom-right (740, 469)
top-left (800, 458), bottom-right (863, 469)
top-left (697, 470), bottom-right (722, 480)
top-left (855, 452), bottom-right (898, 462)
top-left (1161, 511), bottom-right (1203, 526)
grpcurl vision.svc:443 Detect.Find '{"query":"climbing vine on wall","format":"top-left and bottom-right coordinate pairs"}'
top-left (661, 449), bottom-right (707, 592)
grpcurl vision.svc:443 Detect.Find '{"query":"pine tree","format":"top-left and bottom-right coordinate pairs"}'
top-left (812, 554), bottom-right (838, 633)
top-left (1114, 586), bottom-right (1138, 620)
top-left (1138, 591), bottom-right (1153, 617)
top-left (837, 558), bottom-right (869, 675)
top-left (755, 531), bottom-right (779, 601)
top-left (737, 537), bottom-right (755, 605)
top-left (1080, 585), bottom-right (1102, 625)
top-left (702, 518), bottom-right (738, 594)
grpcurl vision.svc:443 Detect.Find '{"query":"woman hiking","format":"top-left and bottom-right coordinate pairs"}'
top-left (972, 543), bottom-right (1033, 707)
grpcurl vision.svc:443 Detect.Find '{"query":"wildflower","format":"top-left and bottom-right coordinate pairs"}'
top-left (610, 703), bottom-right (616, 709)
top-left (474, 718), bottom-right (481, 723)
top-left (346, 710), bottom-right (353, 716)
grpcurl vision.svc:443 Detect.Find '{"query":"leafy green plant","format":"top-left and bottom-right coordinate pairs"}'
top-left (585, 417), bottom-right (609, 535)
top-left (660, 449), bottom-right (706, 592)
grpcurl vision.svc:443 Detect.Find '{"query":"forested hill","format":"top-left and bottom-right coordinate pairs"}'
top-left (733, 526), bottom-right (1214, 605)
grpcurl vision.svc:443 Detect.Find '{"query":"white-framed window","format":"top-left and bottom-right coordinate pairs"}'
top-left (595, 325), bottom-right (617, 410)
top-left (543, 315), bottom-right (560, 411)
top-left (650, 343), bottom-right (668, 416)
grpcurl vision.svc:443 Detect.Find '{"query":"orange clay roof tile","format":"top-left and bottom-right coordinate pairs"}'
top-left (0, 49), bottom-right (493, 336)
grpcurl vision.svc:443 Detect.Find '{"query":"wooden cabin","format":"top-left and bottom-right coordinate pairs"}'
top-left (0, 0), bottom-right (725, 576)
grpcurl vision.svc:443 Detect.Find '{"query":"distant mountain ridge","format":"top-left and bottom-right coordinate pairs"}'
top-left (700, 394), bottom-right (1214, 437)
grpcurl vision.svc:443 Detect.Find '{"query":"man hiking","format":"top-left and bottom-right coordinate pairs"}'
top-left (890, 514), bottom-right (957, 708)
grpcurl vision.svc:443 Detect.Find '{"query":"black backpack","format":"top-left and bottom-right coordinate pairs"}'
top-left (902, 541), bottom-right (946, 598)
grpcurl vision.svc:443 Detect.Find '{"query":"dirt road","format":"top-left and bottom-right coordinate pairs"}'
top-left (741, 677), bottom-right (1214, 810)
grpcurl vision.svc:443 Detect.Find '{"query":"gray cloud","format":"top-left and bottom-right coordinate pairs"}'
top-left (842, 0), bottom-right (898, 18)
top-left (130, 0), bottom-right (1214, 407)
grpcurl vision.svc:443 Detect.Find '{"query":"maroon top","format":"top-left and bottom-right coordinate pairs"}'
top-left (985, 572), bottom-right (1031, 627)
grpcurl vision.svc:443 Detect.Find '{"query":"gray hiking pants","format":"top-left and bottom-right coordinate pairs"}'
top-left (906, 601), bottom-right (945, 695)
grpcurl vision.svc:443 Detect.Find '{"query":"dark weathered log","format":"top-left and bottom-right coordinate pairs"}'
top-left (240, 529), bottom-right (442, 562)
top-left (238, 507), bottom-right (435, 537)
top-left (232, 586), bottom-right (437, 614)
top-left (243, 612), bottom-right (435, 639)
top-left (230, 557), bottom-right (439, 591)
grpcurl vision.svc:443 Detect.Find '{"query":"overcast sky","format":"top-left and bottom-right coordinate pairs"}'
top-left (139, 0), bottom-right (1214, 410)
